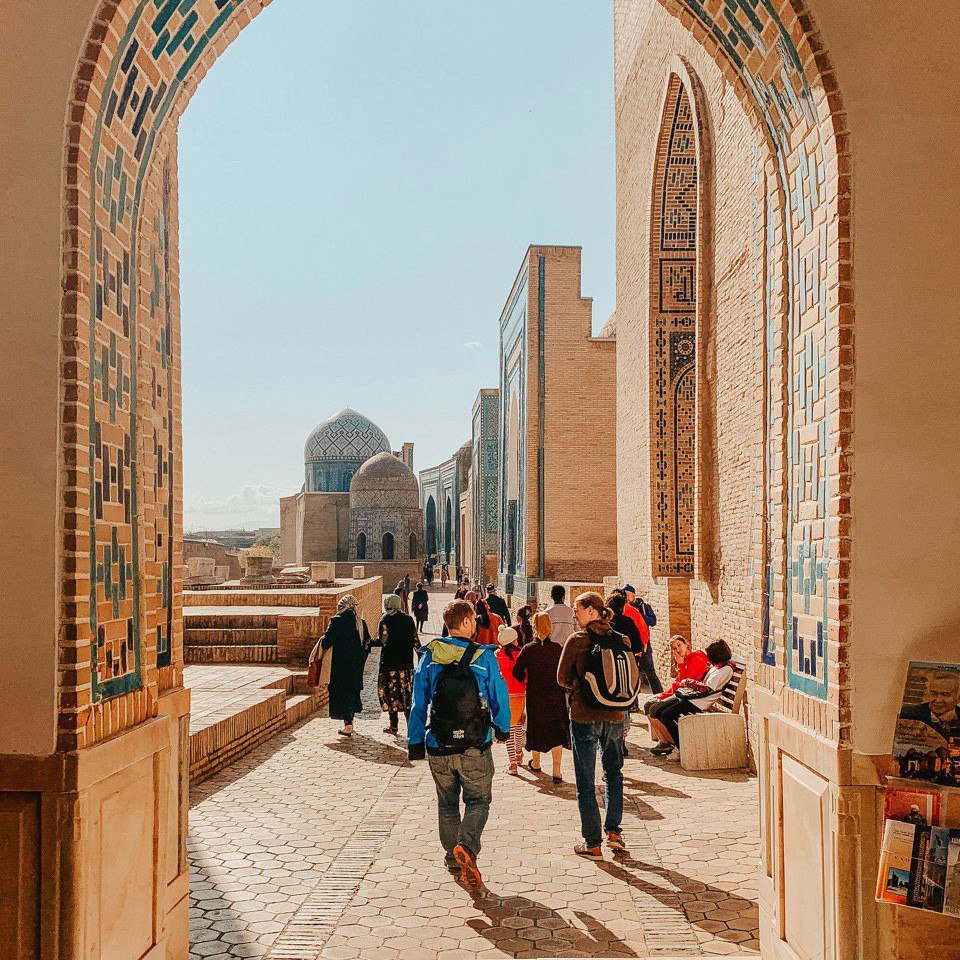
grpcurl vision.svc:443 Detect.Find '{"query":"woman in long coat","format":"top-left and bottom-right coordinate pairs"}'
top-left (512, 611), bottom-right (569, 781)
top-left (374, 594), bottom-right (419, 735)
top-left (410, 581), bottom-right (429, 635)
top-left (320, 595), bottom-right (370, 737)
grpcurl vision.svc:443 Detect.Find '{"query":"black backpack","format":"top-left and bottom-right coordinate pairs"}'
top-left (428, 642), bottom-right (491, 754)
top-left (581, 632), bottom-right (641, 709)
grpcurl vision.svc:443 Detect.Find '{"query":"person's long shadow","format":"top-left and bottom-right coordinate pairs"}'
top-left (520, 769), bottom-right (669, 822)
top-left (597, 854), bottom-right (759, 939)
top-left (623, 774), bottom-right (689, 800)
top-left (465, 887), bottom-right (639, 958)
top-left (325, 731), bottom-right (410, 767)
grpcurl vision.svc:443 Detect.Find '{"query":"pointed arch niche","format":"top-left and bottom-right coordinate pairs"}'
top-left (648, 68), bottom-right (715, 585)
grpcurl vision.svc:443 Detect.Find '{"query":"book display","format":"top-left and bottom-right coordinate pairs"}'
top-left (877, 661), bottom-right (960, 918)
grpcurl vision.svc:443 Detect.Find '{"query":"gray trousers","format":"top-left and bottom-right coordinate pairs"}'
top-left (427, 747), bottom-right (494, 857)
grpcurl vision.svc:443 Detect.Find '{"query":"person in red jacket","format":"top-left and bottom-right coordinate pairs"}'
top-left (495, 627), bottom-right (527, 774)
top-left (644, 635), bottom-right (710, 750)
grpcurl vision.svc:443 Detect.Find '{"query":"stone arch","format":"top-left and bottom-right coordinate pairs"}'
top-left (58, 0), bottom-right (850, 749)
top-left (409, 532), bottom-right (418, 561)
top-left (356, 532), bottom-right (366, 561)
top-left (444, 496), bottom-right (453, 562)
top-left (381, 532), bottom-right (394, 562)
top-left (648, 71), bottom-right (701, 581)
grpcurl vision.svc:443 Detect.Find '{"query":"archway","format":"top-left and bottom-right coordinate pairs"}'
top-left (46, 2), bottom-right (856, 959)
top-left (381, 531), bottom-right (394, 562)
top-left (356, 531), bottom-right (366, 561)
top-left (408, 532), bottom-right (418, 561)
top-left (425, 495), bottom-right (438, 562)
top-left (444, 496), bottom-right (453, 562)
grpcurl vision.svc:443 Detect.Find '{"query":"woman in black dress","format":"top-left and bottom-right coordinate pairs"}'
top-left (512, 611), bottom-right (570, 781)
top-left (375, 593), bottom-right (419, 734)
top-left (411, 581), bottom-right (429, 635)
top-left (320, 594), bottom-right (370, 737)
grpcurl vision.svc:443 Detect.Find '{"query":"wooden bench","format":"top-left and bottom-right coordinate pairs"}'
top-left (678, 658), bottom-right (749, 771)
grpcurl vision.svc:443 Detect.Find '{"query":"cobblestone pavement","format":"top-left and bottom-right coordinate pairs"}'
top-left (189, 593), bottom-right (760, 959)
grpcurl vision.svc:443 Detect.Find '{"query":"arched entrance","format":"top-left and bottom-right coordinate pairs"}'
top-left (444, 496), bottom-right (453, 563)
top-left (425, 495), bottom-right (438, 562)
top-left (24, 2), bottom-right (863, 959)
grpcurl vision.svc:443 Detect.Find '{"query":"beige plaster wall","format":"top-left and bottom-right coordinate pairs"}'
top-left (808, 0), bottom-right (960, 756)
top-left (0, 1), bottom-right (101, 754)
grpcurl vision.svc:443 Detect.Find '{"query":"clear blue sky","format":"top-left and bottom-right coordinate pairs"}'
top-left (179, 0), bottom-right (615, 531)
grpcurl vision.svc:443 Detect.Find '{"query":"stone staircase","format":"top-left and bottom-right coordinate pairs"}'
top-left (188, 666), bottom-right (328, 784)
top-left (184, 609), bottom-right (280, 663)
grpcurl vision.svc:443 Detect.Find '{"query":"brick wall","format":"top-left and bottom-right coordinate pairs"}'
top-left (523, 247), bottom-right (618, 584)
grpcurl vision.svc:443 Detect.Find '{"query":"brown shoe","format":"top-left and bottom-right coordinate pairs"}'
top-left (453, 844), bottom-right (482, 888)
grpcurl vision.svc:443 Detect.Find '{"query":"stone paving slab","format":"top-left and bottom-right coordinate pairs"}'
top-left (188, 593), bottom-right (760, 960)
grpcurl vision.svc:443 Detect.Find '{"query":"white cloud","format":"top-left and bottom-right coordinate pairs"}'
top-left (464, 341), bottom-right (481, 349)
top-left (185, 484), bottom-right (282, 531)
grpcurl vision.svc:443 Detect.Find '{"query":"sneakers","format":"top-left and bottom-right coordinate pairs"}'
top-left (453, 843), bottom-right (483, 888)
top-left (574, 842), bottom-right (603, 861)
top-left (606, 831), bottom-right (627, 852)
top-left (443, 854), bottom-right (460, 874)
top-left (650, 742), bottom-right (674, 756)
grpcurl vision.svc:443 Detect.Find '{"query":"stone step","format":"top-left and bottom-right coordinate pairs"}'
top-left (185, 613), bottom-right (279, 629)
top-left (285, 692), bottom-right (324, 728)
top-left (184, 627), bottom-right (278, 646)
top-left (186, 645), bottom-right (278, 664)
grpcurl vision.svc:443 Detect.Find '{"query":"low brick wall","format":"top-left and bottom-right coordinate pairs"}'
top-left (335, 562), bottom-right (421, 589)
top-left (190, 689), bottom-right (286, 783)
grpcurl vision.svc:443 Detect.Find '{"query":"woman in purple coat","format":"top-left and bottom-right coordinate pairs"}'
top-left (513, 612), bottom-right (570, 782)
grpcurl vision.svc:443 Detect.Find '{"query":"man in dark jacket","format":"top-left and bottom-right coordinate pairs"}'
top-left (485, 583), bottom-right (511, 625)
top-left (409, 600), bottom-right (511, 887)
top-left (612, 589), bottom-right (662, 695)
top-left (557, 592), bottom-right (631, 861)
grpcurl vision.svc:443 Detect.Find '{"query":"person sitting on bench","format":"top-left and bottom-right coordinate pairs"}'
top-left (645, 635), bottom-right (710, 750)
top-left (649, 640), bottom-right (734, 757)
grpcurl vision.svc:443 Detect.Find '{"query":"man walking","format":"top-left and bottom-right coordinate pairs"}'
top-left (557, 592), bottom-right (632, 860)
top-left (545, 584), bottom-right (576, 645)
top-left (408, 599), bottom-right (512, 887)
top-left (484, 582), bottom-right (511, 626)
top-left (620, 585), bottom-right (662, 694)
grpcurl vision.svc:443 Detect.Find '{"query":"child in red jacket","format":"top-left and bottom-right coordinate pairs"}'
top-left (496, 627), bottom-right (527, 774)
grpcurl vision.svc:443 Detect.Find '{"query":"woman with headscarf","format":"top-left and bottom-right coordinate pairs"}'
top-left (320, 595), bottom-right (370, 737)
top-left (375, 593), bottom-right (419, 735)
top-left (513, 611), bottom-right (569, 781)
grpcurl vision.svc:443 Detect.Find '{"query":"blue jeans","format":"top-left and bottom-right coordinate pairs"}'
top-left (570, 720), bottom-right (626, 847)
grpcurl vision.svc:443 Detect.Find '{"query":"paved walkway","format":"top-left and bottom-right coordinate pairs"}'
top-left (189, 594), bottom-right (760, 960)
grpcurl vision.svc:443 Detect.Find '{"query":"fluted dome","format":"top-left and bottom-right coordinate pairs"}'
top-left (349, 452), bottom-right (419, 509)
top-left (304, 408), bottom-right (391, 493)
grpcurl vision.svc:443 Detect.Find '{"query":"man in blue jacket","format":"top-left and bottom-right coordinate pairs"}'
top-left (408, 599), bottom-right (511, 887)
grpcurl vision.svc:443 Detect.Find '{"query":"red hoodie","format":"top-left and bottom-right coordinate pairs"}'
top-left (496, 645), bottom-right (527, 696)
top-left (659, 650), bottom-right (711, 699)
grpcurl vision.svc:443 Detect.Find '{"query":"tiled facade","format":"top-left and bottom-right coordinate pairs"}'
top-left (497, 247), bottom-right (618, 602)
top-left (419, 445), bottom-right (469, 567)
top-left (469, 388), bottom-right (500, 581)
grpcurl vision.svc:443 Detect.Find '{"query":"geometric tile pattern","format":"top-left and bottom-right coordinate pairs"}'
top-left (650, 77), bottom-right (698, 579)
top-left (61, 0), bottom-right (849, 741)
top-left (304, 409), bottom-right (391, 493)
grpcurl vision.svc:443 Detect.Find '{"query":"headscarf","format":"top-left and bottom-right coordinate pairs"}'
top-left (338, 594), bottom-right (359, 614)
top-left (534, 612), bottom-right (552, 642)
top-left (384, 594), bottom-right (402, 614)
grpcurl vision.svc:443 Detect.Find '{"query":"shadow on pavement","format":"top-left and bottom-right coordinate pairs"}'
top-left (325, 731), bottom-right (411, 767)
top-left (466, 887), bottom-right (639, 958)
top-left (598, 854), bottom-right (759, 945)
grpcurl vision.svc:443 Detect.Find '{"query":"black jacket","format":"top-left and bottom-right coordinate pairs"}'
top-left (610, 612), bottom-right (644, 656)
top-left (486, 593), bottom-right (511, 625)
top-left (411, 588), bottom-right (429, 618)
top-left (376, 610), bottom-right (419, 671)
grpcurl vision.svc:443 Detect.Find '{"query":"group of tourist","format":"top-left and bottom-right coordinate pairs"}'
top-left (312, 581), bottom-right (736, 889)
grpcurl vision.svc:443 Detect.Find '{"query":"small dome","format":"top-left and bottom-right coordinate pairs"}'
top-left (350, 452), bottom-right (418, 493)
